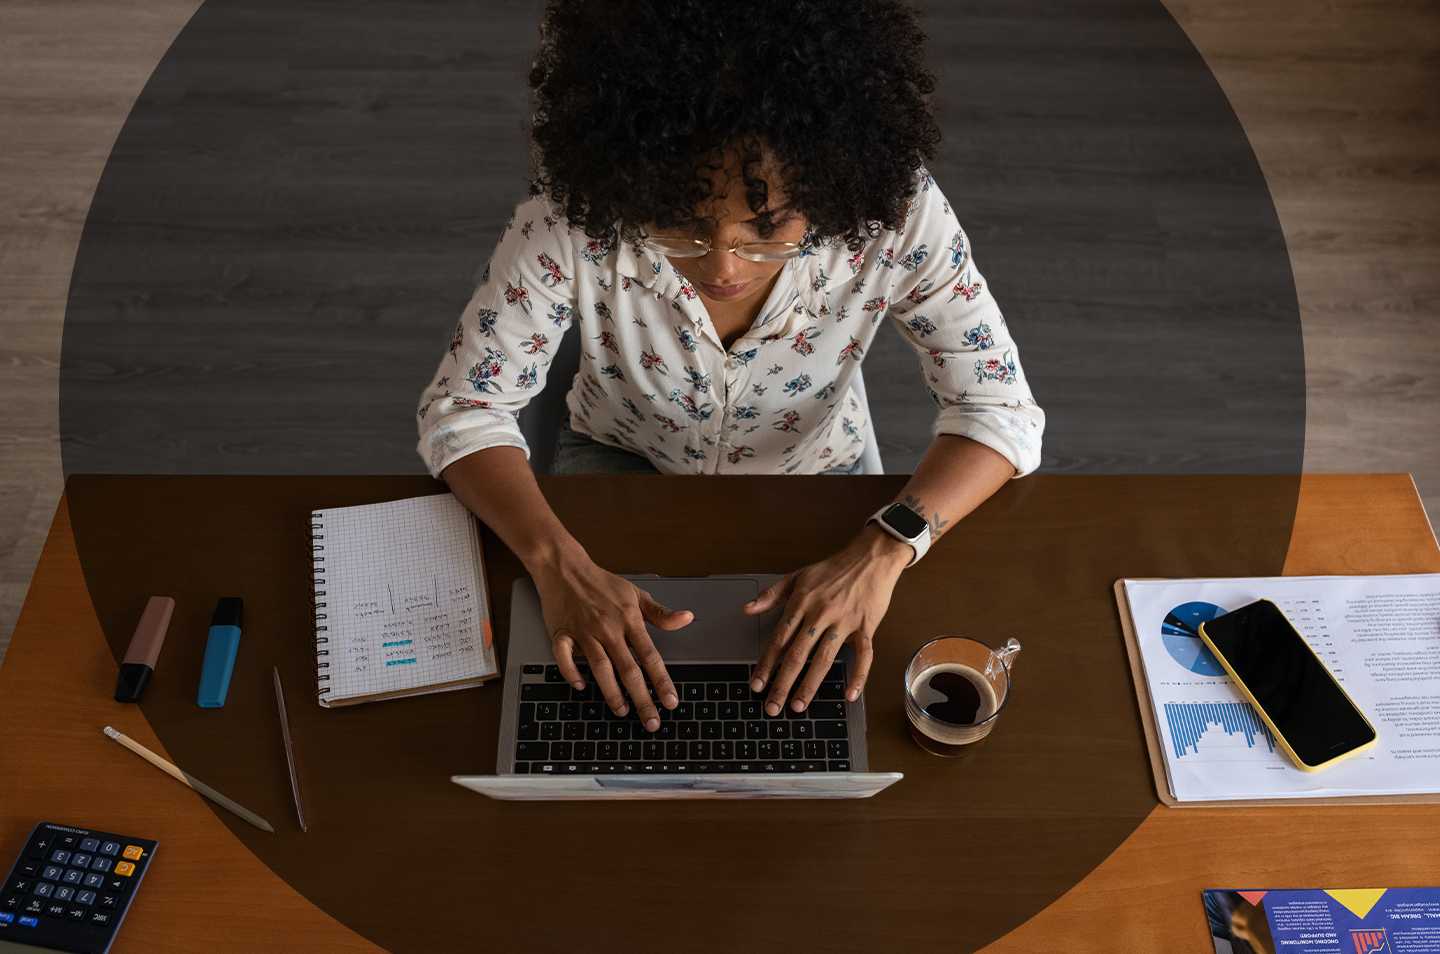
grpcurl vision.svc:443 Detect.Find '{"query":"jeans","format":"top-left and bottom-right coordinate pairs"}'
top-left (551, 418), bottom-right (865, 475)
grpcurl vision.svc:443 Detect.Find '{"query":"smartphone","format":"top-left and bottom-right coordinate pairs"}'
top-left (1198, 599), bottom-right (1376, 772)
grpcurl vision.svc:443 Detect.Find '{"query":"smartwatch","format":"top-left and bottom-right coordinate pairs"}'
top-left (868, 501), bottom-right (932, 566)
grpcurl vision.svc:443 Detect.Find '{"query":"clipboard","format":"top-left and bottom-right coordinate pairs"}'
top-left (1113, 578), bottom-right (1440, 808)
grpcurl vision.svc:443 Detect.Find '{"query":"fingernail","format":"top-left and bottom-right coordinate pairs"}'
top-left (791, 699), bottom-right (805, 712)
top-left (663, 693), bottom-right (678, 708)
top-left (847, 689), bottom-right (859, 702)
top-left (617, 705), bottom-right (628, 717)
top-left (572, 681), bottom-right (585, 690)
top-left (750, 678), bottom-right (764, 691)
top-left (766, 703), bottom-right (779, 716)
top-left (645, 718), bottom-right (659, 732)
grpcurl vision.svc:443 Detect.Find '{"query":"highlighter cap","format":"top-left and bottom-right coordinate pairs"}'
top-left (210, 596), bottom-right (243, 629)
top-left (114, 663), bottom-right (152, 703)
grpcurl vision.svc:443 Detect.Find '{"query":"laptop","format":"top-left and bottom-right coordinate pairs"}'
top-left (452, 574), bottom-right (902, 800)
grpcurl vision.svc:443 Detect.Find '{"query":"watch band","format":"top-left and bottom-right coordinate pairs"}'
top-left (868, 502), bottom-right (932, 567)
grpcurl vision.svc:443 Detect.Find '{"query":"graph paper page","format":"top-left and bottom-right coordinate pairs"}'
top-left (316, 494), bottom-right (492, 703)
top-left (1123, 575), bottom-right (1440, 801)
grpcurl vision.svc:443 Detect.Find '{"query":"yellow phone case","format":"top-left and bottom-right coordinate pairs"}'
top-left (1198, 600), bottom-right (1377, 772)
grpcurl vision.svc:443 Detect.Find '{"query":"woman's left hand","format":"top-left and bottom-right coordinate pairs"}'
top-left (743, 524), bottom-right (912, 714)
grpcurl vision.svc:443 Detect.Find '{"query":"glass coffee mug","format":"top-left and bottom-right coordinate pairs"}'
top-left (904, 636), bottom-right (1021, 756)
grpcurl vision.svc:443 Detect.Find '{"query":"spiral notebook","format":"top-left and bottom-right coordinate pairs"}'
top-left (310, 493), bottom-right (498, 707)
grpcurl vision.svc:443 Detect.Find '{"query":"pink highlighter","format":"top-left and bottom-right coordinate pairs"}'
top-left (115, 596), bottom-right (175, 702)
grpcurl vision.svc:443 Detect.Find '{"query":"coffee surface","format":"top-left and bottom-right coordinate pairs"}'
top-left (923, 668), bottom-right (987, 723)
top-left (913, 663), bottom-right (998, 727)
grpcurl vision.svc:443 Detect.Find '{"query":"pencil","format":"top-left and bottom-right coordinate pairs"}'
top-left (102, 725), bottom-right (275, 834)
top-left (272, 667), bottom-right (308, 832)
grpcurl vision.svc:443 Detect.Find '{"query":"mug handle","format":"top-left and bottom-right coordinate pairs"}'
top-left (985, 637), bottom-right (1022, 679)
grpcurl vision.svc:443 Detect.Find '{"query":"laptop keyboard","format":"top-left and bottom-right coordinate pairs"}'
top-left (512, 663), bottom-right (853, 775)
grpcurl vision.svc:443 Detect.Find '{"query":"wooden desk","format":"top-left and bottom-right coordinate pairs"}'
top-left (1, 475), bottom-right (1436, 952)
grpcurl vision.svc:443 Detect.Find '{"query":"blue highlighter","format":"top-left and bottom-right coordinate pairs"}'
top-left (198, 597), bottom-right (243, 708)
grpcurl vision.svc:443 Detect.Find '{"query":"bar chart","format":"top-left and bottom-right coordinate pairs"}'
top-left (1163, 701), bottom-right (1276, 759)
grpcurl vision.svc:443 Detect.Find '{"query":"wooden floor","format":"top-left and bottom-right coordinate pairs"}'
top-left (2, 0), bottom-right (1437, 660)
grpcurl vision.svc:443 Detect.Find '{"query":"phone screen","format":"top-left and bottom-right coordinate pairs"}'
top-left (1201, 599), bottom-right (1375, 767)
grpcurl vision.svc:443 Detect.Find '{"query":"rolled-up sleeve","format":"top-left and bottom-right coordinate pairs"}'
top-left (416, 193), bottom-right (578, 478)
top-left (884, 175), bottom-right (1045, 477)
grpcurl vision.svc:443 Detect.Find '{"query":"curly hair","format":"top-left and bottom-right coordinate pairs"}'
top-left (526, 0), bottom-right (941, 252)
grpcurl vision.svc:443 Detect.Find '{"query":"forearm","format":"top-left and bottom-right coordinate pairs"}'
top-left (890, 433), bottom-right (1016, 543)
top-left (441, 446), bottom-right (588, 574)
top-left (752, 439), bottom-right (1015, 709)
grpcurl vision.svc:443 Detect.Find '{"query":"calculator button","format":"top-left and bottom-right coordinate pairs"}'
top-left (98, 894), bottom-right (118, 909)
top-left (0, 911), bottom-right (11, 925)
top-left (2, 894), bottom-right (21, 910)
top-left (90, 857), bottom-right (112, 873)
top-left (23, 897), bottom-right (44, 915)
top-left (49, 850), bottom-right (70, 865)
top-left (99, 841), bottom-right (121, 857)
top-left (114, 862), bottom-right (135, 877)
top-left (26, 838), bottom-right (50, 860)
top-left (54, 887), bottom-right (73, 902)
top-left (75, 890), bottom-right (95, 906)
top-left (62, 870), bottom-right (84, 885)
top-left (104, 877), bottom-right (127, 893)
top-left (45, 901), bottom-right (67, 918)
top-left (79, 838), bottom-right (100, 853)
top-left (66, 906), bottom-right (86, 921)
top-left (18, 862), bottom-right (38, 878)
top-left (32, 883), bottom-right (52, 898)
top-left (7, 879), bottom-right (31, 894)
top-left (89, 910), bottom-right (112, 927)
top-left (18, 914), bottom-right (39, 928)
top-left (70, 854), bottom-right (92, 869)
top-left (83, 874), bottom-right (104, 889)
top-left (57, 835), bottom-right (78, 850)
top-left (121, 846), bottom-right (145, 861)
top-left (41, 866), bottom-right (61, 881)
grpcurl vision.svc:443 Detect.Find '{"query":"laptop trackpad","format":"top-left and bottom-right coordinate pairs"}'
top-left (629, 577), bottom-right (767, 661)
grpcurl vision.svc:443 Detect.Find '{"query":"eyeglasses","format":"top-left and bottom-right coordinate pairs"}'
top-left (641, 234), bottom-right (810, 262)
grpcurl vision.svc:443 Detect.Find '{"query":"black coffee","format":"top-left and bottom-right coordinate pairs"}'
top-left (907, 662), bottom-right (1002, 754)
top-left (919, 666), bottom-right (992, 724)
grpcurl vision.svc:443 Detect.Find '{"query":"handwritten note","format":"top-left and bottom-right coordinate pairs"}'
top-left (313, 493), bottom-right (495, 705)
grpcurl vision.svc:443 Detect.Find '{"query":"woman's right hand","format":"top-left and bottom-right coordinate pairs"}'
top-left (531, 555), bottom-right (693, 731)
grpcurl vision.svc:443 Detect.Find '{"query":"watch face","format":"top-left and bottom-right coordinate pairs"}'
top-left (882, 503), bottom-right (928, 539)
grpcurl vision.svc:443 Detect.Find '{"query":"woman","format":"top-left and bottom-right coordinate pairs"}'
top-left (417, 0), bottom-right (1045, 732)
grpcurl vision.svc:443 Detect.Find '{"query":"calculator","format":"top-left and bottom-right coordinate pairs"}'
top-left (0, 823), bottom-right (156, 954)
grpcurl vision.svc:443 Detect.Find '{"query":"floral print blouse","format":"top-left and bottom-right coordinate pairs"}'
top-left (416, 170), bottom-right (1045, 477)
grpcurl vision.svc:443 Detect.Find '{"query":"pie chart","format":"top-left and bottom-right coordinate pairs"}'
top-left (1161, 601), bottom-right (1227, 676)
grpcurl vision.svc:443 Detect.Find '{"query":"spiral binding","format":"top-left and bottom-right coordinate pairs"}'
top-left (311, 512), bottom-right (330, 697)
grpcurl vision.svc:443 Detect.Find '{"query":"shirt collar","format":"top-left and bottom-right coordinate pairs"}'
top-left (612, 234), bottom-right (834, 332)
top-left (758, 249), bottom-right (833, 335)
top-left (612, 235), bottom-right (703, 329)
top-left (613, 235), bottom-right (670, 291)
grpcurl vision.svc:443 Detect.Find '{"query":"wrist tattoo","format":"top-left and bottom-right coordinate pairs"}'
top-left (902, 493), bottom-right (952, 539)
